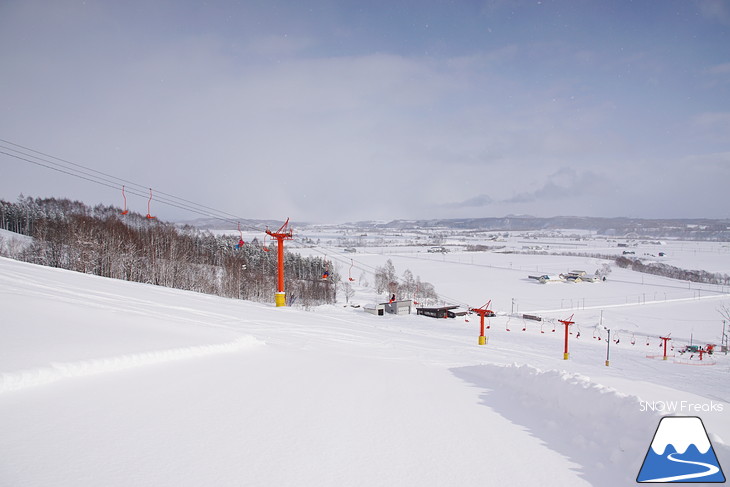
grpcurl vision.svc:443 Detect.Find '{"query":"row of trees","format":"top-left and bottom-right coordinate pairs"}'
top-left (614, 256), bottom-right (730, 286)
top-left (0, 196), bottom-right (336, 306)
top-left (373, 259), bottom-right (438, 303)
top-left (513, 245), bottom-right (730, 286)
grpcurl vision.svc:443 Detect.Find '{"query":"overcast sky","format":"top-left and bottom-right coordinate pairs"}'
top-left (1, 0), bottom-right (729, 223)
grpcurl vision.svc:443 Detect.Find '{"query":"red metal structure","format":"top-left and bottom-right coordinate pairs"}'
top-left (559, 314), bottom-right (575, 360)
top-left (266, 218), bottom-right (293, 307)
top-left (660, 336), bottom-right (672, 361)
top-left (471, 300), bottom-right (493, 345)
top-left (120, 185), bottom-right (129, 215)
top-left (146, 188), bottom-right (156, 219)
top-left (235, 222), bottom-right (245, 249)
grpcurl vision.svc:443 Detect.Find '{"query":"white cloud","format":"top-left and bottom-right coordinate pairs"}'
top-left (1, 0), bottom-right (728, 221)
top-left (699, 0), bottom-right (730, 25)
top-left (706, 62), bottom-right (730, 75)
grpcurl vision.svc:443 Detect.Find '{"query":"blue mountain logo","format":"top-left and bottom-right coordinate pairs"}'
top-left (637, 416), bottom-right (726, 483)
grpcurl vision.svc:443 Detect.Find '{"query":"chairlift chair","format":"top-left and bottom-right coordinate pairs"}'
top-left (235, 223), bottom-right (245, 249)
top-left (120, 185), bottom-right (129, 215)
top-left (146, 188), bottom-right (156, 219)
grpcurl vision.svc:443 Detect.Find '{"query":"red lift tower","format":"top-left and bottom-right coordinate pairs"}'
top-left (266, 218), bottom-right (293, 307)
top-left (660, 336), bottom-right (672, 361)
top-left (559, 314), bottom-right (575, 360)
top-left (471, 300), bottom-right (493, 345)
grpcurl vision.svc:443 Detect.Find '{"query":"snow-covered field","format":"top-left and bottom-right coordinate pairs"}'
top-left (1, 228), bottom-right (728, 486)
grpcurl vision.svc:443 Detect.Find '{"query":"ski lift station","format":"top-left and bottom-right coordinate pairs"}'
top-left (416, 305), bottom-right (471, 319)
top-left (364, 300), bottom-right (412, 316)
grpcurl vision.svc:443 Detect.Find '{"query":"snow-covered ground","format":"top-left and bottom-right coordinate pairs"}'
top-left (1, 229), bottom-right (729, 486)
top-left (0, 228), bottom-right (32, 256)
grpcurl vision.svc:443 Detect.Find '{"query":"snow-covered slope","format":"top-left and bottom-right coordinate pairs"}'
top-left (0, 228), bottom-right (32, 256)
top-left (0, 255), bottom-right (728, 486)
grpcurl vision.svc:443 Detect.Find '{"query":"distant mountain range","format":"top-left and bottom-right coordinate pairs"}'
top-left (182, 216), bottom-right (730, 240)
top-left (333, 216), bottom-right (730, 240)
top-left (178, 218), bottom-right (288, 232)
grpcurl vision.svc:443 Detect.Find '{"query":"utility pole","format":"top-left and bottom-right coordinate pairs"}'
top-left (721, 320), bottom-right (727, 355)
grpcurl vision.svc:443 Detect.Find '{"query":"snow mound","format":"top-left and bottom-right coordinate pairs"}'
top-left (0, 335), bottom-right (263, 394)
top-left (0, 228), bottom-right (32, 256)
top-left (453, 363), bottom-right (660, 486)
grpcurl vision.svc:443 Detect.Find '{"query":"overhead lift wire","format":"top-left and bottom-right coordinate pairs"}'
top-left (2, 139), bottom-right (470, 307)
top-left (0, 139), bottom-right (267, 232)
top-left (3, 146), bottom-right (241, 224)
top-left (287, 237), bottom-right (472, 307)
top-left (1, 140), bottom-right (389, 290)
top-left (1, 140), bottom-right (381, 278)
top-left (1, 143), bottom-right (240, 226)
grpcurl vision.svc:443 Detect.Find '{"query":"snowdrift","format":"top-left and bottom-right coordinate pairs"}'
top-left (0, 336), bottom-right (262, 394)
top-left (453, 363), bottom-right (657, 486)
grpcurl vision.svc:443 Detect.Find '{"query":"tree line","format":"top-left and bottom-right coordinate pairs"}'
top-left (0, 196), bottom-right (336, 306)
top-left (614, 255), bottom-right (730, 286)
top-left (506, 246), bottom-right (730, 286)
top-left (372, 259), bottom-right (439, 303)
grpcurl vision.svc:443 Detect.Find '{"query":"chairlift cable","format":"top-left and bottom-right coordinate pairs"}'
top-left (1, 139), bottom-right (246, 221)
top-left (3, 139), bottom-right (483, 308)
top-left (0, 140), bottom-right (269, 231)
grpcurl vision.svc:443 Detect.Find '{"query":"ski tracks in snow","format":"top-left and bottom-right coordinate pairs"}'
top-left (0, 336), bottom-right (264, 394)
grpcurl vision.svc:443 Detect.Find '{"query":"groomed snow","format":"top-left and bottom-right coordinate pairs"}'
top-left (1, 232), bottom-right (728, 486)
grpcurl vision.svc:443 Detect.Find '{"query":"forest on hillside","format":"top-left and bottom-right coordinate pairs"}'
top-left (0, 196), bottom-right (336, 306)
